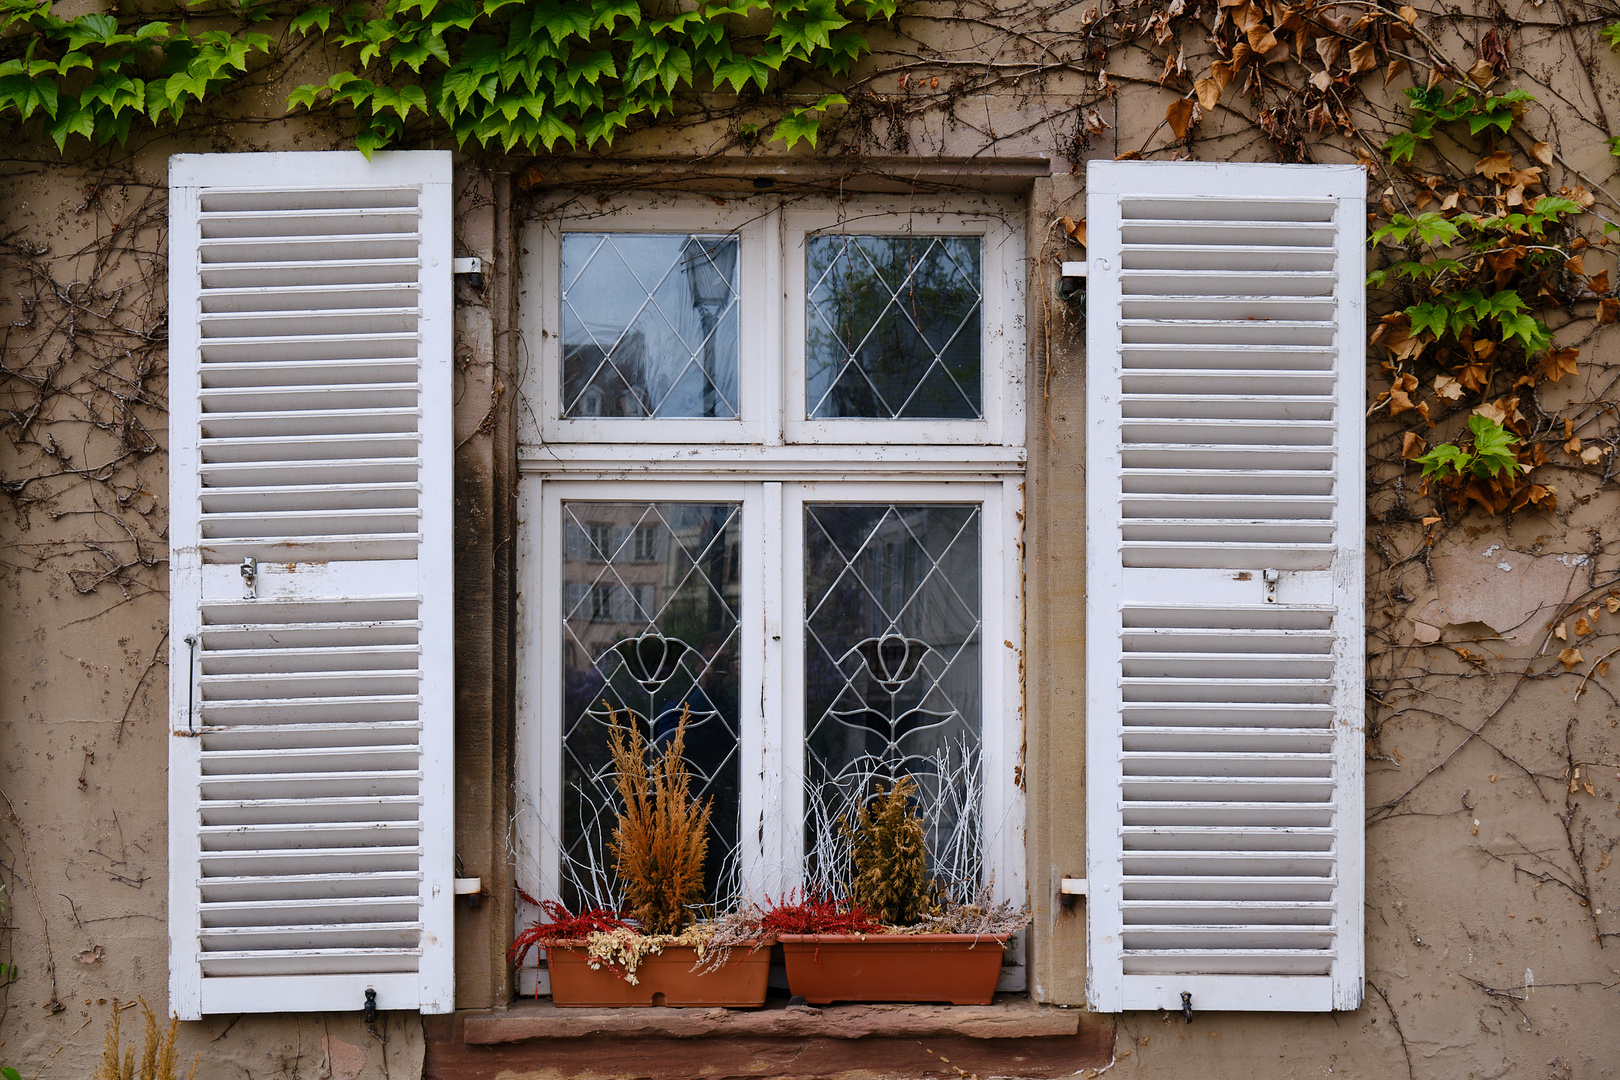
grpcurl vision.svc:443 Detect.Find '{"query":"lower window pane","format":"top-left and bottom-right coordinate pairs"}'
top-left (560, 501), bottom-right (742, 912)
top-left (803, 504), bottom-right (983, 898)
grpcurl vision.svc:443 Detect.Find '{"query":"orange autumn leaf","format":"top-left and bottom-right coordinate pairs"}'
top-left (1196, 77), bottom-right (1223, 110)
top-left (1166, 98), bottom-right (1195, 139)
top-left (1600, 297), bottom-right (1620, 325)
top-left (1558, 647), bottom-right (1583, 671)
top-left (1541, 347), bottom-right (1579, 382)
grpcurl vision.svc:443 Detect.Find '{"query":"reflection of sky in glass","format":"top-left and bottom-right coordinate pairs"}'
top-left (806, 235), bottom-right (982, 420)
top-left (562, 234), bottom-right (740, 418)
top-left (802, 504), bottom-right (983, 898)
top-left (558, 501), bottom-right (743, 914)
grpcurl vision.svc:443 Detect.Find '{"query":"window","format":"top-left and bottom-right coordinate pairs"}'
top-left (514, 194), bottom-right (1026, 990)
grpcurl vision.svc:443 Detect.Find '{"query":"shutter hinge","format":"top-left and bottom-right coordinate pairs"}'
top-left (455, 877), bottom-right (485, 909)
top-left (453, 257), bottom-right (484, 290)
top-left (1059, 261), bottom-right (1087, 318)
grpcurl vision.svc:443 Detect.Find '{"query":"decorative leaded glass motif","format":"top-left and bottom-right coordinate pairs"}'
top-left (806, 235), bottom-right (982, 420)
top-left (562, 234), bottom-right (740, 419)
top-left (803, 504), bottom-right (983, 896)
top-left (560, 502), bottom-right (742, 912)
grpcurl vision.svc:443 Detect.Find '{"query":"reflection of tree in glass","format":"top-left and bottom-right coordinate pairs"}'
top-left (807, 235), bottom-right (982, 419)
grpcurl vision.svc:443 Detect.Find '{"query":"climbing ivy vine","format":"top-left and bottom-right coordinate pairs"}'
top-left (0, 0), bottom-right (893, 154)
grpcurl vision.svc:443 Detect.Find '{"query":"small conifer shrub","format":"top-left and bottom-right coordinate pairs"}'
top-left (846, 776), bottom-right (940, 926)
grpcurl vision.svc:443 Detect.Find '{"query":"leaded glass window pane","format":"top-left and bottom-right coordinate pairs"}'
top-left (803, 504), bottom-right (982, 898)
top-left (562, 234), bottom-right (740, 418)
top-left (560, 501), bottom-right (742, 912)
top-left (806, 236), bottom-right (983, 420)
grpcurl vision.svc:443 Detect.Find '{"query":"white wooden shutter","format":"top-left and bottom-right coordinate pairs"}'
top-left (167, 152), bottom-right (454, 1019)
top-left (1084, 161), bottom-right (1364, 1013)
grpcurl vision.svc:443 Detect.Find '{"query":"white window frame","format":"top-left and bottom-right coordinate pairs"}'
top-left (513, 192), bottom-right (1026, 994)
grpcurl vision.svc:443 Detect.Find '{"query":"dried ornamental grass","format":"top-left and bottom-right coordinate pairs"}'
top-left (93, 999), bottom-right (196, 1080)
top-left (606, 704), bottom-right (711, 936)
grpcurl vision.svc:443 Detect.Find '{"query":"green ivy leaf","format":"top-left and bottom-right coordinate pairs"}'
top-left (1605, 21), bottom-right (1620, 49)
top-left (46, 100), bottom-right (95, 150)
top-left (290, 5), bottom-right (333, 36)
top-left (1466, 413), bottom-right (1524, 476)
top-left (1406, 301), bottom-right (1451, 340)
top-left (1384, 130), bottom-right (1418, 164)
top-left (1415, 442), bottom-right (1470, 479)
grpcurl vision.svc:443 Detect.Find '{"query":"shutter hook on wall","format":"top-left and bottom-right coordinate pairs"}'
top-left (364, 987), bottom-right (378, 1025)
top-left (1181, 991), bottom-right (1194, 1023)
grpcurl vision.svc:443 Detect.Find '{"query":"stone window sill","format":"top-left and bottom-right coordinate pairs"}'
top-left (463, 995), bottom-right (1083, 1043)
top-left (424, 996), bottom-right (1114, 1079)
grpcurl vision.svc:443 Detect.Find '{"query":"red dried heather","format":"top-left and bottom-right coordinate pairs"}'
top-left (758, 890), bottom-right (883, 936)
top-left (508, 899), bottom-right (632, 967)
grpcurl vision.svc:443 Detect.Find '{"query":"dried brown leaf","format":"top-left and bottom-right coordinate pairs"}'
top-left (1433, 374), bottom-right (1463, 401)
top-left (1565, 254), bottom-right (1587, 276)
top-left (1402, 431), bottom-right (1427, 459)
top-left (1555, 621), bottom-right (1568, 641)
top-left (1196, 77), bottom-right (1222, 111)
top-left (1399, 4), bottom-right (1418, 23)
top-left (1581, 445), bottom-right (1603, 465)
top-left (1166, 98), bottom-right (1195, 139)
top-left (1476, 150), bottom-right (1514, 180)
top-left (1575, 616), bottom-right (1592, 637)
top-left (1348, 41), bottom-right (1377, 74)
top-left (1467, 57), bottom-right (1496, 89)
top-left (1601, 297), bottom-right (1620, 325)
top-left (1385, 58), bottom-right (1407, 86)
top-left (1559, 646), bottom-right (1583, 670)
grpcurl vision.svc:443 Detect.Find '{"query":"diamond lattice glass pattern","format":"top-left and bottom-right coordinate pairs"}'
top-left (562, 234), bottom-right (740, 418)
top-left (803, 504), bottom-right (983, 897)
top-left (560, 502), bottom-right (742, 912)
top-left (806, 235), bottom-right (982, 419)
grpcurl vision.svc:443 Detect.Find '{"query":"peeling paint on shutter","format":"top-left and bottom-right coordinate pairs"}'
top-left (168, 152), bottom-right (454, 1018)
top-left (1085, 162), bottom-right (1365, 1013)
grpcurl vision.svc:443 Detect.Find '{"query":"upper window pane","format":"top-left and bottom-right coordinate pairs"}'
top-left (806, 236), bottom-right (983, 420)
top-left (562, 234), bottom-right (740, 419)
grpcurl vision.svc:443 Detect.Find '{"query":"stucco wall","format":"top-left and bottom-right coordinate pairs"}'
top-left (4, 0), bottom-right (1620, 1076)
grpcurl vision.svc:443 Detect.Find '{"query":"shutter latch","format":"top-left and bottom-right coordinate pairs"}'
top-left (364, 987), bottom-right (378, 1025)
top-left (1181, 991), bottom-right (1194, 1023)
top-left (240, 557), bottom-right (257, 598)
top-left (1262, 567), bottom-right (1280, 604)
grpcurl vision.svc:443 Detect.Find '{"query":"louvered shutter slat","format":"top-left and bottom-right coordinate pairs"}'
top-left (169, 152), bottom-right (454, 1019)
top-left (1086, 162), bottom-right (1364, 1014)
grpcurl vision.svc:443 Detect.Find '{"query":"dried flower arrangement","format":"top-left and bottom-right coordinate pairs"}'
top-left (510, 706), bottom-right (770, 995)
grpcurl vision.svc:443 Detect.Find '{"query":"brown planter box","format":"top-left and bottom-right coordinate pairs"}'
top-left (546, 943), bottom-right (770, 1008)
top-left (776, 933), bottom-right (1009, 1005)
